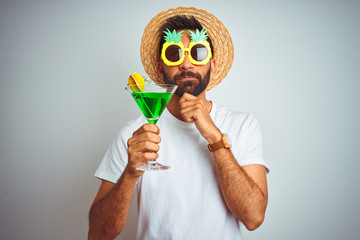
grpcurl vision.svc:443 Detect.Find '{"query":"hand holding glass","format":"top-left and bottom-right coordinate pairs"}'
top-left (125, 83), bottom-right (177, 171)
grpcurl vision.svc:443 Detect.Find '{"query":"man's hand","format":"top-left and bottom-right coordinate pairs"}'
top-left (179, 93), bottom-right (221, 144)
top-left (126, 123), bottom-right (161, 176)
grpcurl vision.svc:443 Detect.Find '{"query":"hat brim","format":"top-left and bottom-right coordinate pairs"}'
top-left (140, 6), bottom-right (234, 91)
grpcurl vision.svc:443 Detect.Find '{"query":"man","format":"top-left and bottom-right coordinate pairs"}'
top-left (88, 7), bottom-right (269, 240)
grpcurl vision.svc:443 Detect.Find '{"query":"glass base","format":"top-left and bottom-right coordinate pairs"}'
top-left (136, 161), bottom-right (170, 171)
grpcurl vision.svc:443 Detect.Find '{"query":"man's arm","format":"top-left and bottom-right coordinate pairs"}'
top-left (88, 171), bottom-right (139, 240)
top-left (213, 149), bottom-right (268, 230)
top-left (88, 124), bottom-right (161, 239)
top-left (179, 93), bottom-right (268, 230)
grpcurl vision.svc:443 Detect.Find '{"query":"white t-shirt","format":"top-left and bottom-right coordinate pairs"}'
top-left (95, 102), bottom-right (269, 240)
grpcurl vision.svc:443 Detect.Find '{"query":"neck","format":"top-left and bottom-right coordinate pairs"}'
top-left (166, 92), bottom-right (212, 122)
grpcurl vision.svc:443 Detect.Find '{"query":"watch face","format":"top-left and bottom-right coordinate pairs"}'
top-left (224, 134), bottom-right (232, 148)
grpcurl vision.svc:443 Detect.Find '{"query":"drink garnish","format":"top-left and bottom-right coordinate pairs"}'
top-left (128, 73), bottom-right (145, 92)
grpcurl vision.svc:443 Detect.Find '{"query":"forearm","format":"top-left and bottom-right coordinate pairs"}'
top-left (88, 169), bottom-right (139, 240)
top-left (213, 149), bottom-right (267, 230)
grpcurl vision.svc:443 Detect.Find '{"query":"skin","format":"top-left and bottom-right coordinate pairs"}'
top-left (88, 30), bottom-right (268, 239)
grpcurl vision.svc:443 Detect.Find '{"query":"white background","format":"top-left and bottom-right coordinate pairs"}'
top-left (1, 0), bottom-right (359, 239)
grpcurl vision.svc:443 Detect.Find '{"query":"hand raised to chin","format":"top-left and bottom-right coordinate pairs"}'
top-left (179, 93), bottom-right (221, 144)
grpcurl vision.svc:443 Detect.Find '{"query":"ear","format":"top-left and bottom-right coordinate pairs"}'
top-left (210, 59), bottom-right (216, 78)
top-left (157, 61), bottom-right (164, 80)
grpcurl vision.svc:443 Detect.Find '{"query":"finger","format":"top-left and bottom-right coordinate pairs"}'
top-left (142, 151), bottom-right (159, 160)
top-left (179, 92), bottom-right (197, 103)
top-left (180, 102), bottom-right (204, 115)
top-left (128, 140), bottom-right (160, 153)
top-left (180, 99), bottom-right (204, 111)
top-left (180, 109), bottom-right (199, 123)
top-left (127, 132), bottom-right (161, 149)
top-left (129, 151), bottom-right (159, 169)
top-left (133, 131), bottom-right (162, 144)
top-left (129, 149), bottom-right (159, 162)
top-left (132, 123), bottom-right (159, 137)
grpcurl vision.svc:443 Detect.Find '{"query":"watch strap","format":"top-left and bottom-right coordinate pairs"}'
top-left (208, 140), bottom-right (225, 152)
top-left (208, 134), bottom-right (230, 152)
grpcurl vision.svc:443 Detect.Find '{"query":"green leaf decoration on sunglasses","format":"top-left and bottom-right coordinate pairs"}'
top-left (163, 29), bottom-right (184, 44)
top-left (188, 29), bottom-right (208, 43)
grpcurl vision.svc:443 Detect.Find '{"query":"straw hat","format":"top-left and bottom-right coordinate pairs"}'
top-left (140, 6), bottom-right (234, 91)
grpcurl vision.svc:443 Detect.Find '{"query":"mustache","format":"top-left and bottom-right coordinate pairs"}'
top-left (174, 71), bottom-right (201, 81)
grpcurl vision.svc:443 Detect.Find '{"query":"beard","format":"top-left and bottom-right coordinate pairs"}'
top-left (162, 68), bottom-right (211, 97)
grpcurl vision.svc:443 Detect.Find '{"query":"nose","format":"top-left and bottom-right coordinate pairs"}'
top-left (180, 49), bottom-right (193, 70)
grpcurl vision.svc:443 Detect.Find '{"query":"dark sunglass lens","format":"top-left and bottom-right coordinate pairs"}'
top-left (191, 44), bottom-right (208, 61)
top-left (165, 45), bottom-right (182, 62)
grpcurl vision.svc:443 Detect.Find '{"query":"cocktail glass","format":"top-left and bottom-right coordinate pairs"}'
top-left (125, 83), bottom-right (178, 171)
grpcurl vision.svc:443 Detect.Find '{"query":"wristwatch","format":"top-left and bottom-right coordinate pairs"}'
top-left (208, 134), bottom-right (232, 152)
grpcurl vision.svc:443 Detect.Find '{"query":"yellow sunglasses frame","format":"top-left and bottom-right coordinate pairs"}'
top-left (161, 41), bottom-right (212, 66)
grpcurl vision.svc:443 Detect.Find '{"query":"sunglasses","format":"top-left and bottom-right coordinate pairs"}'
top-left (161, 41), bottom-right (212, 66)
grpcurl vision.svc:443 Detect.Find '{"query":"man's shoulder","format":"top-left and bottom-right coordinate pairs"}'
top-left (126, 115), bottom-right (147, 128)
top-left (213, 102), bottom-right (251, 121)
top-left (117, 115), bottom-right (147, 137)
top-left (213, 103), bottom-right (262, 143)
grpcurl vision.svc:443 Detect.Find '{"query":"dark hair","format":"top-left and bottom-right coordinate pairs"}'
top-left (158, 15), bottom-right (214, 59)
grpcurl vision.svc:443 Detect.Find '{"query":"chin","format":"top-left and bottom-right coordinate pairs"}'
top-left (175, 86), bottom-right (201, 97)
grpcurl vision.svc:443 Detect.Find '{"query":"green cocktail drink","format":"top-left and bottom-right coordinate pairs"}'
top-left (131, 92), bottom-right (173, 124)
top-left (125, 83), bottom-right (178, 171)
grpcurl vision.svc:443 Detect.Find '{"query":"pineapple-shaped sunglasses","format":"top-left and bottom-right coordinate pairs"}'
top-left (161, 28), bottom-right (212, 66)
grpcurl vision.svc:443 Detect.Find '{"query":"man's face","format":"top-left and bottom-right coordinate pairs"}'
top-left (158, 30), bottom-right (215, 97)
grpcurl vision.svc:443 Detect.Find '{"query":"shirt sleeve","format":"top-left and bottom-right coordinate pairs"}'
top-left (94, 124), bottom-right (134, 183)
top-left (233, 114), bottom-right (270, 173)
